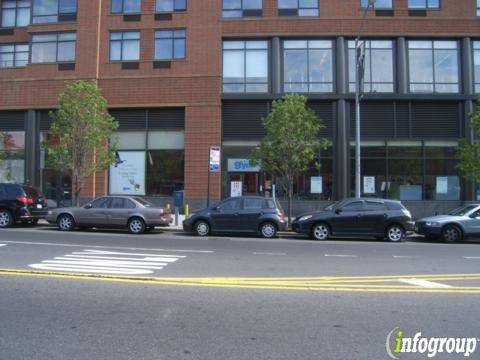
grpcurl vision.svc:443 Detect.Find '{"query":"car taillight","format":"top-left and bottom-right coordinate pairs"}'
top-left (160, 209), bottom-right (170, 219)
top-left (277, 210), bottom-right (285, 221)
top-left (401, 209), bottom-right (412, 218)
top-left (16, 196), bottom-right (34, 205)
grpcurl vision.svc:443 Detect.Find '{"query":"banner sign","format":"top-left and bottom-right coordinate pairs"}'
top-left (109, 151), bottom-right (146, 195)
top-left (209, 146), bottom-right (221, 173)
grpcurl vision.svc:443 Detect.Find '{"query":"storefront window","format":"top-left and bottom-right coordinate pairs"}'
top-left (351, 140), bottom-right (460, 201)
top-left (0, 131), bottom-right (25, 183)
top-left (146, 150), bottom-right (184, 196)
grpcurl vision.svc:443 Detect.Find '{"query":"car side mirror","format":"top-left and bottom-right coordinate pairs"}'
top-left (84, 204), bottom-right (93, 209)
top-left (335, 208), bottom-right (342, 214)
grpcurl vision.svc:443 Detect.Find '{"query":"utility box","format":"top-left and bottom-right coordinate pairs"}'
top-left (173, 191), bottom-right (184, 208)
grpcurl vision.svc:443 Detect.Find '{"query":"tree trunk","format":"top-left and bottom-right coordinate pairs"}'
top-left (73, 175), bottom-right (80, 207)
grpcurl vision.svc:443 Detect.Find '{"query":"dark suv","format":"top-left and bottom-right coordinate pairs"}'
top-left (292, 198), bottom-right (414, 242)
top-left (183, 196), bottom-right (287, 238)
top-left (0, 183), bottom-right (48, 228)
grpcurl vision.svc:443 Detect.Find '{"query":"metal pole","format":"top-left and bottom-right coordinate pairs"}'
top-left (354, 0), bottom-right (375, 199)
top-left (207, 170), bottom-right (210, 207)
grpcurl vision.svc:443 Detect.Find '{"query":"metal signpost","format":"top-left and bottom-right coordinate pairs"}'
top-left (207, 146), bottom-right (221, 207)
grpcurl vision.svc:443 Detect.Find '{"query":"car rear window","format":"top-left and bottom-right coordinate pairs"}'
top-left (244, 198), bottom-right (262, 210)
top-left (23, 186), bottom-right (41, 198)
top-left (386, 202), bottom-right (403, 211)
top-left (365, 201), bottom-right (386, 211)
top-left (263, 199), bottom-right (276, 209)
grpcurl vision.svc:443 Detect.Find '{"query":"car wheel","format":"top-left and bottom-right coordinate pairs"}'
top-left (442, 225), bottom-right (462, 243)
top-left (0, 210), bottom-right (13, 228)
top-left (260, 222), bottom-right (277, 239)
top-left (195, 220), bottom-right (210, 236)
top-left (311, 222), bottom-right (330, 241)
top-left (128, 217), bottom-right (146, 234)
top-left (57, 214), bottom-right (75, 231)
top-left (386, 224), bottom-right (404, 242)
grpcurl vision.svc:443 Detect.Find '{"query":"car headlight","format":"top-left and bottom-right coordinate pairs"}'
top-left (425, 221), bottom-right (441, 227)
top-left (298, 215), bottom-right (313, 222)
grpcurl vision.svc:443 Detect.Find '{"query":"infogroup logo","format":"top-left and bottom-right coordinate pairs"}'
top-left (386, 327), bottom-right (478, 359)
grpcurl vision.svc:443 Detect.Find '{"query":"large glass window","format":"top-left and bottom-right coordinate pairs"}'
top-left (111, 0), bottom-right (141, 13)
top-left (351, 140), bottom-right (460, 201)
top-left (222, 40), bottom-right (269, 93)
top-left (283, 40), bottom-right (333, 93)
top-left (155, 0), bottom-right (186, 12)
top-left (360, 0), bottom-right (392, 9)
top-left (32, 0), bottom-right (77, 23)
top-left (477, 0), bottom-right (480, 16)
top-left (348, 40), bottom-right (394, 93)
top-left (31, 32), bottom-right (76, 63)
top-left (278, 0), bottom-right (318, 16)
top-left (1, 0), bottom-right (30, 27)
top-left (222, 0), bottom-right (262, 17)
top-left (112, 130), bottom-right (184, 196)
top-left (155, 29), bottom-right (185, 60)
top-left (109, 31), bottom-right (140, 61)
top-left (0, 131), bottom-right (25, 183)
top-left (0, 44), bottom-right (29, 67)
top-left (408, 40), bottom-right (459, 93)
top-left (474, 41), bottom-right (480, 93)
top-left (408, 0), bottom-right (440, 9)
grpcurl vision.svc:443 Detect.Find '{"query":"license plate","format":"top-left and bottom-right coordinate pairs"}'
top-left (37, 204), bottom-right (43, 209)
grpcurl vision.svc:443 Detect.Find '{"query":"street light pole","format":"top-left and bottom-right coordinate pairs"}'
top-left (354, 0), bottom-right (375, 198)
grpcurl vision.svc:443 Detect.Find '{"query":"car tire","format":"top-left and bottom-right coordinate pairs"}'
top-left (195, 220), bottom-right (210, 236)
top-left (311, 222), bottom-right (330, 241)
top-left (57, 214), bottom-right (75, 231)
top-left (260, 222), bottom-right (277, 239)
top-left (441, 224), bottom-right (462, 243)
top-left (0, 210), bottom-right (13, 228)
top-left (128, 217), bottom-right (146, 235)
top-left (386, 224), bottom-right (405, 242)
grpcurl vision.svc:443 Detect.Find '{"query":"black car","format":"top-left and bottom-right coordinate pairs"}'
top-left (183, 196), bottom-right (287, 238)
top-left (0, 183), bottom-right (48, 228)
top-left (292, 198), bottom-right (414, 242)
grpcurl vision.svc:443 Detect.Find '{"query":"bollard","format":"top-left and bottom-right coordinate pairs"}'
top-left (174, 206), bottom-right (179, 226)
top-left (185, 204), bottom-right (189, 217)
top-left (166, 203), bottom-right (171, 210)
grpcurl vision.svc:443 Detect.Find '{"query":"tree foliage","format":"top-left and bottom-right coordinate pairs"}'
top-left (251, 94), bottom-right (331, 225)
top-left (47, 80), bottom-right (118, 206)
top-left (457, 99), bottom-right (480, 182)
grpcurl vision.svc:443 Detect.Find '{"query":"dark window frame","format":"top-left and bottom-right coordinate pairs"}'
top-left (222, 0), bottom-right (263, 18)
top-left (32, 0), bottom-right (77, 24)
top-left (111, 0), bottom-right (141, 14)
top-left (0, 43), bottom-right (29, 68)
top-left (109, 30), bottom-right (141, 62)
top-left (1, 0), bottom-right (31, 27)
top-left (155, 0), bottom-right (187, 13)
top-left (154, 28), bottom-right (186, 61)
top-left (278, 0), bottom-right (319, 16)
top-left (30, 31), bottom-right (77, 64)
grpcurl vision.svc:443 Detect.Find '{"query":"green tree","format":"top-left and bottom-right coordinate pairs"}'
top-left (251, 94), bottom-right (331, 227)
top-left (457, 99), bottom-right (480, 183)
top-left (47, 80), bottom-right (118, 206)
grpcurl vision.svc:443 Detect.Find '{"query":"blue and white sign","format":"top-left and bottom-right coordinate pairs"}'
top-left (209, 146), bottom-right (221, 173)
top-left (228, 159), bottom-right (260, 172)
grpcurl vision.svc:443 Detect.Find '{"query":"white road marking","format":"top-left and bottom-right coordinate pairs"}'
top-left (399, 278), bottom-right (452, 288)
top-left (324, 254), bottom-right (357, 258)
top-left (464, 257), bottom-right (480, 260)
top-left (393, 255), bottom-right (423, 259)
top-left (28, 249), bottom-right (186, 275)
top-left (253, 252), bottom-right (286, 256)
top-left (0, 244), bottom-right (6, 247)
top-left (3, 241), bottom-right (213, 254)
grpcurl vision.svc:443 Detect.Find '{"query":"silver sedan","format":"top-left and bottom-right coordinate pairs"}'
top-left (46, 196), bottom-right (172, 234)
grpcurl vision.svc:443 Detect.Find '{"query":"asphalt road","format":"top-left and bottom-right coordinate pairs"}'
top-left (1, 226), bottom-right (480, 360)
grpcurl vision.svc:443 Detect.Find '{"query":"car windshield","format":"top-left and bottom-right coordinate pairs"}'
top-left (325, 200), bottom-right (348, 211)
top-left (448, 205), bottom-right (479, 216)
top-left (133, 197), bottom-right (154, 208)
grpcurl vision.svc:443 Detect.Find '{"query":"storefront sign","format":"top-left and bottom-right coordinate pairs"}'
top-left (230, 181), bottom-right (242, 197)
top-left (227, 159), bottom-right (260, 172)
top-left (436, 177), bottom-right (448, 194)
top-left (311, 176), bottom-right (323, 194)
top-left (209, 146), bottom-right (221, 172)
top-left (109, 151), bottom-right (146, 195)
top-left (363, 176), bottom-right (375, 194)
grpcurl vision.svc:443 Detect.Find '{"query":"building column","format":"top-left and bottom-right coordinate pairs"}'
top-left (334, 36), bottom-right (350, 200)
top-left (24, 110), bottom-right (40, 187)
top-left (272, 37), bottom-right (281, 95)
top-left (397, 37), bottom-right (408, 95)
top-left (462, 37), bottom-right (476, 201)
